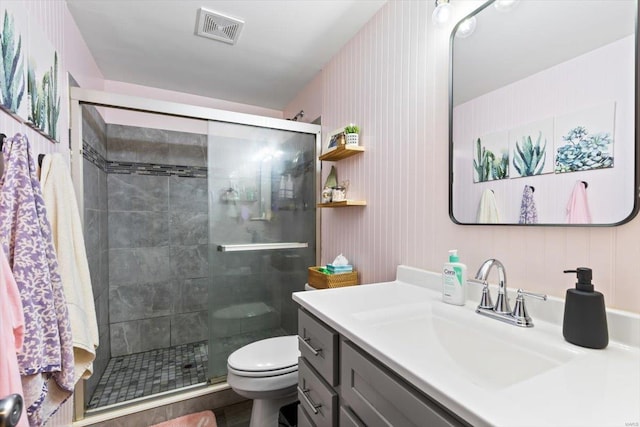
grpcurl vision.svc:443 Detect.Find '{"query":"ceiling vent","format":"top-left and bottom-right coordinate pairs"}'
top-left (195, 7), bottom-right (244, 45)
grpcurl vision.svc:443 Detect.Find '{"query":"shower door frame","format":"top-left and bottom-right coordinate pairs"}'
top-left (68, 87), bottom-right (322, 421)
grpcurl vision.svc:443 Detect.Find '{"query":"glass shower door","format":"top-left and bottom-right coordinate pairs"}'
top-left (207, 121), bottom-right (317, 381)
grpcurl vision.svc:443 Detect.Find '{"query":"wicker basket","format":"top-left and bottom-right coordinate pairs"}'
top-left (308, 267), bottom-right (359, 289)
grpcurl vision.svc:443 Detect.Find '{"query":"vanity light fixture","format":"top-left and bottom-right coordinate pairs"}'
top-left (432, 0), bottom-right (452, 25)
top-left (455, 16), bottom-right (477, 38)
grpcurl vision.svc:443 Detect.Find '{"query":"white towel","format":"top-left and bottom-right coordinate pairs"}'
top-left (40, 153), bottom-right (99, 383)
top-left (476, 189), bottom-right (501, 223)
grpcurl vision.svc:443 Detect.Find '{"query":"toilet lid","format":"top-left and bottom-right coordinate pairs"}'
top-left (228, 335), bottom-right (300, 374)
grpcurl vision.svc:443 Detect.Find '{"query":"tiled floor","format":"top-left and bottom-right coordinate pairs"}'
top-left (88, 341), bottom-right (208, 409)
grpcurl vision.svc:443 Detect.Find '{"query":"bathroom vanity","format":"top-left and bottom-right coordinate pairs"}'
top-left (293, 266), bottom-right (640, 426)
top-left (297, 308), bottom-right (467, 426)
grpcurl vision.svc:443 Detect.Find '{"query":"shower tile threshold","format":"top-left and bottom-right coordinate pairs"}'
top-left (88, 341), bottom-right (208, 410)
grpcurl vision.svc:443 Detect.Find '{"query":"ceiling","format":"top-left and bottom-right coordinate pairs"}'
top-left (66, 0), bottom-right (387, 111)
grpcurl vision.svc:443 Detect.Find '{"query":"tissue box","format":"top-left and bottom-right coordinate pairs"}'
top-left (308, 267), bottom-right (359, 289)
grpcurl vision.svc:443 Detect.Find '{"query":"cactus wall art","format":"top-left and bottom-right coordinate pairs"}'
top-left (0, 5), bottom-right (28, 120)
top-left (27, 20), bottom-right (61, 142)
top-left (508, 118), bottom-right (554, 178)
top-left (473, 104), bottom-right (615, 184)
top-left (473, 130), bottom-right (509, 183)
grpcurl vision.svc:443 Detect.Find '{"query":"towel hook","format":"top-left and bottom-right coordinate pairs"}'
top-left (0, 133), bottom-right (6, 151)
top-left (528, 185), bottom-right (535, 193)
top-left (581, 181), bottom-right (588, 189)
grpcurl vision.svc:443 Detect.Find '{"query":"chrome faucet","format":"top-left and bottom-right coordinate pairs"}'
top-left (470, 259), bottom-right (547, 327)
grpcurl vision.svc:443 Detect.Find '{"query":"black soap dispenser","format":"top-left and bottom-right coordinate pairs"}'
top-left (562, 268), bottom-right (608, 349)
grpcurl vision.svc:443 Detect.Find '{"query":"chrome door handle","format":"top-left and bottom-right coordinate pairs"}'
top-left (297, 386), bottom-right (321, 414)
top-left (0, 394), bottom-right (23, 427)
top-left (298, 335), bottom-right (322, 356)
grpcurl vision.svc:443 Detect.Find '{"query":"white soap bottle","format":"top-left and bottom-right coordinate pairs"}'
top-left (442, 249), bottom-right (467, 305)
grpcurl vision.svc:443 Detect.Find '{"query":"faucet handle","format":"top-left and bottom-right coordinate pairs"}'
top-left (516, 289), bottom-right (547, 301)
top-left (468, 279), bottom-right (494, 309)
top-left (512, 289), bottom-right (547, 327)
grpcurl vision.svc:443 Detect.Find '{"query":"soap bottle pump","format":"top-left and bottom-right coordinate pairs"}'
top-left (562, 268), bottom-right (608, 349)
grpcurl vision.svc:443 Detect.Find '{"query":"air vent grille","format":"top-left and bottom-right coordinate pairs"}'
top-left (195, 8), bottom-right (244, 45)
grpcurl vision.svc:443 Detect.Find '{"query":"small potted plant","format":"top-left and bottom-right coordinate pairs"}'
top-left (344, 124), bottom-right (360, 146)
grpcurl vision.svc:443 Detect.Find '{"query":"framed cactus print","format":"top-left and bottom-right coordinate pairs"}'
top-left (0, 2), bottom-right (28, 121)
top-left (508, 118), bottom-right (554, 178)
top-left (473, 130), bottom-right (509, 183)
top-left (554, 103), bottom-right (615, 174)
top-left (27, 20), bottom-right (61, 142)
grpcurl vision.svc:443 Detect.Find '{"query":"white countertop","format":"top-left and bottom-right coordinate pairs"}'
top-left (293, 266), bottom-right (640, 427)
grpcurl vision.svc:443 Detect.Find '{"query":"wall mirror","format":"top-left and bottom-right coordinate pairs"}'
top-left (449, 0), bottom-right (639, 225)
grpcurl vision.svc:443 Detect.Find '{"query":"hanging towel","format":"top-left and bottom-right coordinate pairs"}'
top-left (476, 189), bottom-right (501, 223)
top-left (518, 185), bottom-right (538, 224)
top-left (566, 180), bottom-right (592, 224)
top-left (0, 134), bottom-right (74, 426)
top-left (40, 153), bottom-right (99, 384)
top-left (0, 246), bottom-right (29, 427)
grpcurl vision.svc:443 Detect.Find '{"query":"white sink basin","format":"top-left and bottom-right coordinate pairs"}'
top-left (353, 299), bottom-right (580, 390)
top-left (430, 314), bottom-right (577, 389)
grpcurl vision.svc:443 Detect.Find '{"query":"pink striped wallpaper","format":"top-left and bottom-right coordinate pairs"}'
top-left (312, 0), bottom-right (640, 313)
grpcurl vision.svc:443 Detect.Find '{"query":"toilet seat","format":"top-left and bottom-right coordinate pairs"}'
top-left (227, 335), bottom-right (300, 378)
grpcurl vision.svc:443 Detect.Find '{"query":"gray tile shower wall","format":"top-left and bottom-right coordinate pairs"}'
top-left (82, 105), bottom-right (111, 403)
top-left (106, 125), bottom-right (209, 357)
top-left (107, 124), bottom-right (207, 167)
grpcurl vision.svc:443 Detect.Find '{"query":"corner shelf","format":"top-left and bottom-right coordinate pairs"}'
top-left (317, 200), bottom-right (367, 208)
top-left (319, 145), bottom-right (365, 161)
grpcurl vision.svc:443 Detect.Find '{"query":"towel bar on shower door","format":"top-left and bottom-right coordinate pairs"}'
top-left (217, 242), bottom-right (309, 252)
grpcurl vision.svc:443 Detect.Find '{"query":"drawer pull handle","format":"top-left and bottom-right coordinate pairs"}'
top-left (298, 386), bottom-right (321, 414)
top-left (298, 335), bottom-right (322, 356)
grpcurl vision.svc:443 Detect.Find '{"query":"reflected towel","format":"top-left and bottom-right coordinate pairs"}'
top-left (0, 246), bottom-right (29, 427)
top-left (519, 185), bottom-right (538, 224)
top-left (566, 181), bottom-right (592, 224)
top-left (476, 189), bottom-right (500, 223)
top-left (40, 153), bottom-right (99, 384)
top-left (0, 134), bottom-right (74, 426)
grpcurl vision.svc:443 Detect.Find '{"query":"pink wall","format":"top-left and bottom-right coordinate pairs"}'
top-left (290, 0), bottom-right (640, 313)
top-left (284, 71), bottom-right (323, 123)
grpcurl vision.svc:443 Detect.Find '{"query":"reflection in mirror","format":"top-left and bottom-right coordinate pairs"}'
top-left (449, 0), bottom-right (638, 225)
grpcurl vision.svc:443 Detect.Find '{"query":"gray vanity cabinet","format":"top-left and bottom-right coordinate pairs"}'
top-left (297, 308), bottom-right (468, 427)
top-left (298, 309), bottom-right (339, 426)
top-left (340, 340), bottom-right (467, 427)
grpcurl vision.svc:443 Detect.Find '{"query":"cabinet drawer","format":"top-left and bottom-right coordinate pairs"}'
top-left (339, 406), bottom-right (366, 427)
top-left (341, 340), bottom-right (468, 427)
top-left (298, 357), bottom-right (338, 427)
top-left (298, 404), bottom-right (315, 427)
top-left (298, 309), bottom-right (339, 385)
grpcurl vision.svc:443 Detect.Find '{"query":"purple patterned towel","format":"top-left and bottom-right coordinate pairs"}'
top-left (0, 133), bottom-right (74, 426)
top-left (519, 185), bottom-right (538, 224)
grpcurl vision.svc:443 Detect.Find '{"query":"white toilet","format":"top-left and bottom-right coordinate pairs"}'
top-left (227, 335), bottom-right (300, 427)
top-left (226, 284), bottom-right (317, 427)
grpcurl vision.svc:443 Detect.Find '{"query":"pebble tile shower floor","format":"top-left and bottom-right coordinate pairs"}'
top-left (88, 341), bottom-right (208, 409)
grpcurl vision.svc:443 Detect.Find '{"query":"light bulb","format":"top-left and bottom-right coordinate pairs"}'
top-left (455, 16), bottom-right (476, 39)
top-left (494, 0), bottom-right (519, 12)
top-left (432, 1), bottom-right (452, 26)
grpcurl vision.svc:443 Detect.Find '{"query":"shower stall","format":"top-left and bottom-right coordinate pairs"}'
top-left (70, 88), bottom-right (320, 417)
